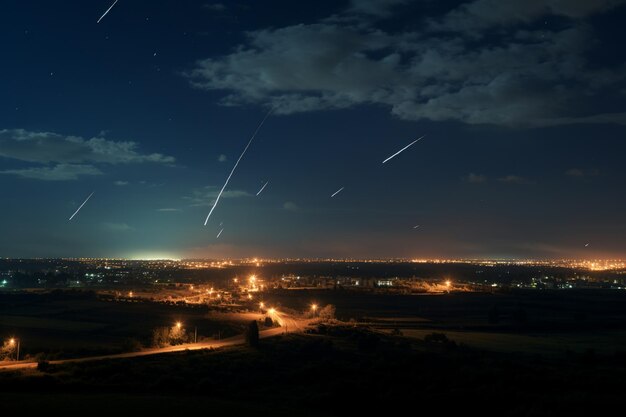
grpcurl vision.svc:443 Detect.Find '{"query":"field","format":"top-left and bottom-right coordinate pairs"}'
top-left (3, 289), bottom-right (626, 415)
top-left (267, 288), bottom-right (626, 355)
top-left (0, 291), bottom-right (247, 358)
top-left (2, 330), bottom-right (626, 416)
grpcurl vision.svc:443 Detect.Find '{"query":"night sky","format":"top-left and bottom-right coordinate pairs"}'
top-left (1, 0), bottom-right (625, 259)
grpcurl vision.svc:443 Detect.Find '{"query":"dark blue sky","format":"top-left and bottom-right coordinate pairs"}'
top-left (1, 0), bottom-right (625, 259)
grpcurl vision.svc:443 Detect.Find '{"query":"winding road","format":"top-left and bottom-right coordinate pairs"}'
top-left (0, 311), bottom-right (310, 371)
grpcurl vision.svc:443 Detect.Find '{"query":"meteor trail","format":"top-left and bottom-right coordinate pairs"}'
top-left (68, 192), bottom-right (94, 221)
top-left (216, 228), bottom-right (224, 239)
top-left (331, 187), bottom-right (344, 198)
top-left (382, 135), bottom-right (425, 164)
top-left (256, 181), bottom-right (269, 196)
top-left (97, 0), bottom-right (119, 23)
top-left (204, 108), bottom-right (273, 226)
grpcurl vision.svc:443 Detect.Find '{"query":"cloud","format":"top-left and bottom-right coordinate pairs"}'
top-left (185, 1), bottom-right (626, 127)
top-left (101, 223), bottom-right (133, 232)
top-left (218, 154), bottom-right (227, 162)
top-left (463, 173), bottom-right (487, 183)
top-left (498, 175), bottom-right (532, 184)
top-left (347, 0), bottom-right (409, 17)
top-left (114, 180), bottom-right (129, 186)
top-left (0, 129), bottom-right (175, 165)
top-left (184, 186), bottom-right (252, 207)
top-left (283, 201), bottom-right (298, 211)
top-left (203, 3), bottom-right (226, 12)
top-left (565, 168), bottom-right (599, 177)
top-left (157, 208), bottom-right (182, 212)
top-left (1, 164), bottom-right (103, 181)
top-left (431, 0), bottom-right (626, 31)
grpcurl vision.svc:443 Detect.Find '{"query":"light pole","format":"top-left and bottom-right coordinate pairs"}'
top-left (9, 338), bottom-right (20, 361)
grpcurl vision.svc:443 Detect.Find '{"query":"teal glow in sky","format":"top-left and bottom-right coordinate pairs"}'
top-left (1, 0), bottom-right (626, 259)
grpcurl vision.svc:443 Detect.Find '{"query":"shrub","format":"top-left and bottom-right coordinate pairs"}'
top-left (245, 320), bottom-right (260, 348)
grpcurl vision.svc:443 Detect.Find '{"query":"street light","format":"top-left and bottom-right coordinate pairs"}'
top-left (311, 303), bottom-right (318, 312)
top-left (268, 308), bottom-right (275, 315)
top-left (259, 301), bottom-right (265, 309)
top-left (8, 338), bottom-right (20, 361)
top-left (176, 321), bottom-right (182, 329)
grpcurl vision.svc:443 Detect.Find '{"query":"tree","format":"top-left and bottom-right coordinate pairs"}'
top-left (169, 324), bottom-right (188, 345)
top-left (318, 304), bottom-right (336, 322)
top-left (0, 340), bottom-right (17, 361)
top-left (152, 327), bottom-right (171, 348)
top-left (246, 320), bottom-right (260, 348)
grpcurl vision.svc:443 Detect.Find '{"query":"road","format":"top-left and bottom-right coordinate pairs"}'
top-left (0, 312), bottom-right (311, 371)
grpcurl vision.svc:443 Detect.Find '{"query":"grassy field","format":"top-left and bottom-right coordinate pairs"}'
top-left (4, 288), bottom-right (626, 359)
top-left (0, 292), bottom-right (247, 358)
top-left (269, 289), bottom-right (626, 355)
top-left (1, 330), bottom-right (626, 416)
top-left (397, 328), bottom-right (626, 354)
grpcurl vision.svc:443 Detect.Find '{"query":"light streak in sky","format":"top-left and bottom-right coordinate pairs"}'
top-left (382, 135), bottom-right (425, 164)
top-left (204, 108), bottom-right (273, 226)
top-left (256, 181), bottom-right (269, 196)
top-left (413, 225), bottom-right (420, 229)
top-left (216, 228), bottom-right (224, 238)
top-left (331, 187), bottom-right (344, 198)
top-left (97, 0), bottom-right (119, 23)
top-left (68, 192), bottom-right (94, 221)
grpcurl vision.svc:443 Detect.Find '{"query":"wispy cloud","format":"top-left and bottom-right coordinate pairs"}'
top-left (1, 163), bottom-right (103, 181)
top-left (0, 129), bottom-right (176, 181)
top-left (101, 222), bottom-right (133, 232)
top-left (184, 186), bottom-right (251, 207)
top-left (0, 129), bottom-right (175, 165)
top-left (283, 201), bottom-right (298, 211)
top-left (565, 168), bottom-right (599, 178)
top-left (218, 154), bottom-right (227, 162)
top-left (156, 208), bottom-right (182, 212)
top-left (203, 3), bottom-right (226, 12)
top-left (114, 180), bottom-right (129, 186)
top-left (463, 173), bottom-right (487, 183)
top-left (498, 175), bottom-right (532, 184)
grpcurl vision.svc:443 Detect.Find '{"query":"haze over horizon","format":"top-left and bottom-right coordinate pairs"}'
top-left (1, 0), bottom-right (626, 259)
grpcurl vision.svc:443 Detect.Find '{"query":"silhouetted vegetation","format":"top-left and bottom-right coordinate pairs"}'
top-left (245, 320), bottom-right (259, 348)
top-left (1, 327), bottom-right (626, 416)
